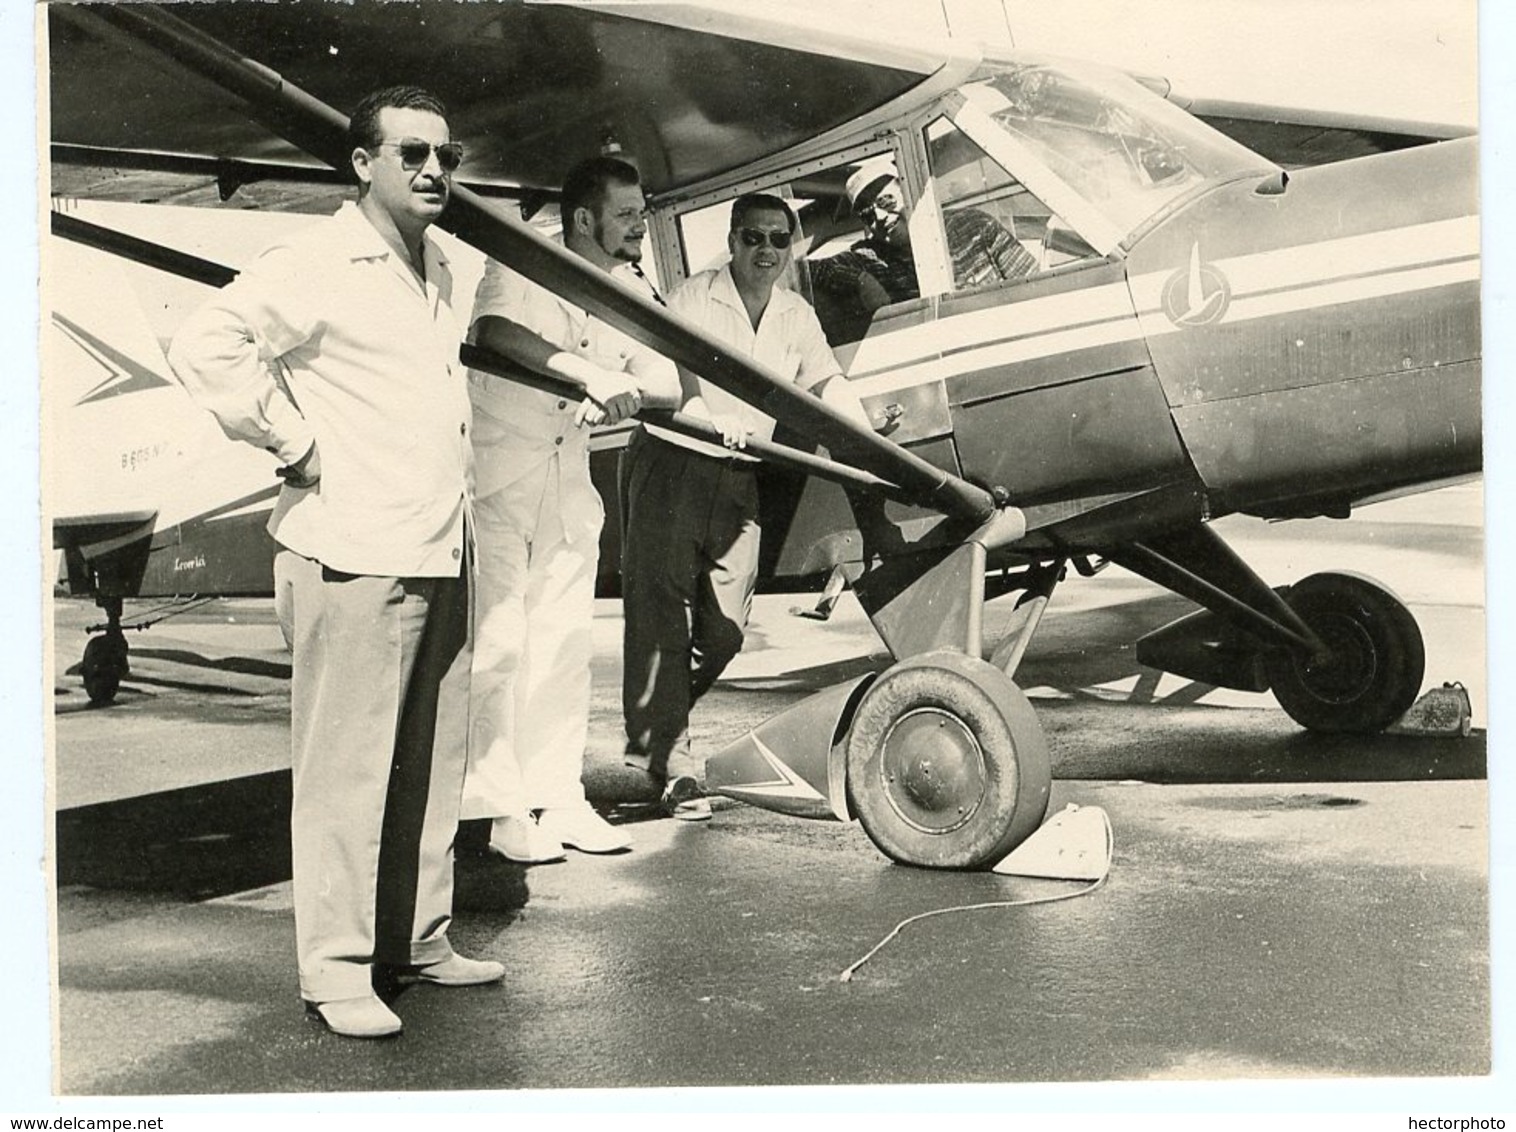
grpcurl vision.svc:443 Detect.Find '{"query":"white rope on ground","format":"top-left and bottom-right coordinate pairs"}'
top-left (839, 807), bottom-right (1113, 983)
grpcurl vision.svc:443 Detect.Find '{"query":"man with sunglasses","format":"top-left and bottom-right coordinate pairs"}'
top-left (169, 86), bottom-right (501, 1040)
top-left (461, 156), bottom-right (680, 863)
top-left (811, 156), bottom-right (1036, 317)
top-left (620, 193), bottom-right (865, 819)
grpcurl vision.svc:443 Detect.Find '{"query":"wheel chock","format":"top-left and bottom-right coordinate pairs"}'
top-left (1386, 682), bottom-right (1473, 737)
top-left (991, 803), bottom-right (1112, 882)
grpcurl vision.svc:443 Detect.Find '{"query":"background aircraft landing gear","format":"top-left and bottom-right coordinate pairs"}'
top-left (845, 650), bottom-right (1051, 869)
top-left (1263, 571), bottom-right (1425, 733)
top-left (81, 596), bottom-right (130, 706)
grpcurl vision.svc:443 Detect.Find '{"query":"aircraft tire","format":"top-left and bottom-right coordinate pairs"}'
top-left (1264, 571), bottom-right (1425, 734)
top-left (845, 650), bottom-right (1051, 869)
top-left (81, 631), bottom-right (128, 706)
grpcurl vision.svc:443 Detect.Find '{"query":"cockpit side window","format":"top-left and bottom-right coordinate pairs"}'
top-left (664, 149), bottom-right (929, 355)
top-left (923, 114), bottom-right (1098, 288)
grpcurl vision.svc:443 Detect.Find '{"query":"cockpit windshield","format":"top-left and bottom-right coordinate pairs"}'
top-left (962, 56), bottom-right (1277, 243)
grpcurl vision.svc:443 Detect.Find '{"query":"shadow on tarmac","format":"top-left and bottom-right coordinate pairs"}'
top-left (727, 592), bottom-right (1212, 694)
top-left (58, 647), bottom-right (293, 713)
top-left (55, 723), bottom-right (1483, 909)
top-left (56, 772), bottom-right (294, 900)
top-left (127, 647), bottom-right (293, 679)
top-left (53, 588), bottom-right (1482, 904)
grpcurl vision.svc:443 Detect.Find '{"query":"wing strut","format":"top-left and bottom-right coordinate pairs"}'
top-left (458, 345), bottom-right (918, 504)
top-left (62, 2), bottom-right (999, 527)
top-left (50, 212), bottom-right (238, 289)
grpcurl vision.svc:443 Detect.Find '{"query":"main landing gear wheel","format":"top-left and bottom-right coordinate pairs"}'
top-left (845, 650), bottom-right (1051, 869)
top-left (1264, 571), bottom-right (1424, 734)
top-left (81, 630), bottom-right (129, 706)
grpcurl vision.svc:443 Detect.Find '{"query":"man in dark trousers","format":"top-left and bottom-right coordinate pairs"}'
top-left (620, 193), bottom-right (866, 818)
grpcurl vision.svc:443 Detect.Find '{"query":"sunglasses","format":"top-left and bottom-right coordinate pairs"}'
top-left (856, 191), bottom-right (901, 220)
top-left (736, 227), bottom-right (793, 250)
top-left (375, 138), bottom-right (465, 173)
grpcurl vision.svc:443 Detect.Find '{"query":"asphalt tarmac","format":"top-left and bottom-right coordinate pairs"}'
top-left (43, 483), bottom-right (1492, 1099)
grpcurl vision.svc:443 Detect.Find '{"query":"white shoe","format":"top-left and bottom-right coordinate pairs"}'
top-left (537, 803), bottom-right (632, 854)
top-left (671, 797), bottom-right (713, 822)
top-left (489, 814), bottom-right (566, 864)
top-left (400, 953), bottom-right (506, 987)
top-left (305, 995), bottom-right (402, 1039)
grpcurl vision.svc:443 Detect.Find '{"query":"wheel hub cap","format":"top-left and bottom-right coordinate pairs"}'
top-left (878, 708), bottom-right (987, 833)
top-left (1297, 615), bottom-right (1378, 703)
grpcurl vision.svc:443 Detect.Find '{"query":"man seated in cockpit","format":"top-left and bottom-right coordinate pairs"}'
top-left (808, 156), bottom-right (1037, 319)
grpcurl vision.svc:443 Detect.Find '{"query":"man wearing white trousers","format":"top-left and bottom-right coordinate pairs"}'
top-left (461, 156), bottom-right (679, 863)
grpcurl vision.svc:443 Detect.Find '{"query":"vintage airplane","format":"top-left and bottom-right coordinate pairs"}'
top-left (44, 1), bottom-right (1480, 868)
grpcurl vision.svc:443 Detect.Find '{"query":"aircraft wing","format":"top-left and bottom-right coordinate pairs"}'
top-left (46, 0), bottom-right (1473, 530)
top-left (48, 1), bottom-right (1462, 212)
top-left (1182, 99), bottom-right (1473, 168)
top-left (47, 0), bottom-right (962, 212)
top-left (46, 1), bottom-right (999, 527)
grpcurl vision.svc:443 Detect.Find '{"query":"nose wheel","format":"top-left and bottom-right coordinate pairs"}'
top-left (845, 650), bottom-right (1051, 869)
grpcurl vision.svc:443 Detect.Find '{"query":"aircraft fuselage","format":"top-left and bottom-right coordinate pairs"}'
top-left (769, 135), bottom-right (1481, 580)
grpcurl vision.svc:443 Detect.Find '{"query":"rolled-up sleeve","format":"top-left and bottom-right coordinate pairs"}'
top-left (470, 257), bottom-right (539, 329)
top-left (167, 244), bottom-right (319, 466)
top-left (792, 304), bottom-right (843, 392)
top-left (625, 340), bottom-right (681, 405)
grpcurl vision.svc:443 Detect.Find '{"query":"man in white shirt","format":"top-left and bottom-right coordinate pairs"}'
top-left (168, 86), bottom-right (502, 1040)
top-left (621, 193), bottom-right (865, 818)
top-left (462, 157), bottom-right (679, 862)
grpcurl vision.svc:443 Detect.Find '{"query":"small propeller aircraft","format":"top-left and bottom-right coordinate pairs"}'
top-left (44, 1), bottom-right (1479, 868)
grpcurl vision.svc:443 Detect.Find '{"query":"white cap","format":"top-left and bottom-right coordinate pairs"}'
top-left (844, 156), bottom-right (898, 208)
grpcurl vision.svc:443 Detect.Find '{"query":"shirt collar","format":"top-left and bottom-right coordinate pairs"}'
top-left (334, 201), bottom-right (449, 273)
top-left (711, 263), bottom-right (748, 316)
top-left (712, 261), bottom-right (802, 324)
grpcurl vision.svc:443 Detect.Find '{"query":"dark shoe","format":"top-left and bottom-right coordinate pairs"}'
top-left (662, 775), bottom-right (712, 822)
top-left (305, 995), bottom-right (402, 1039)
top-left (400, 953), bottom-right (505, 987)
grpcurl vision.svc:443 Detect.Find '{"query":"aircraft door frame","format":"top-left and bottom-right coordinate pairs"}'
top-left (645, 207), bottom-right (684, 301)
top-left (940, 91), bottom-right (1126, 258)
top-left (889, 115), bottom-right (953, 299)
top-left (883, 89), bottom-right (1126, 308)
top-left (646, 135), bottom-right (915, 296)
top-left (879, 92), bottom-right (1194, 510)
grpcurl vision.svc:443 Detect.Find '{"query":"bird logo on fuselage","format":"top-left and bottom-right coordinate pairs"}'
top-left (1161, 243), bottom-right (1231, 328)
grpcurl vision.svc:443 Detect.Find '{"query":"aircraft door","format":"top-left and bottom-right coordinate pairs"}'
top-left (920, 260), bottom-right (1188, 507)
top-left (843, 114), bottom-right (1191, 508)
